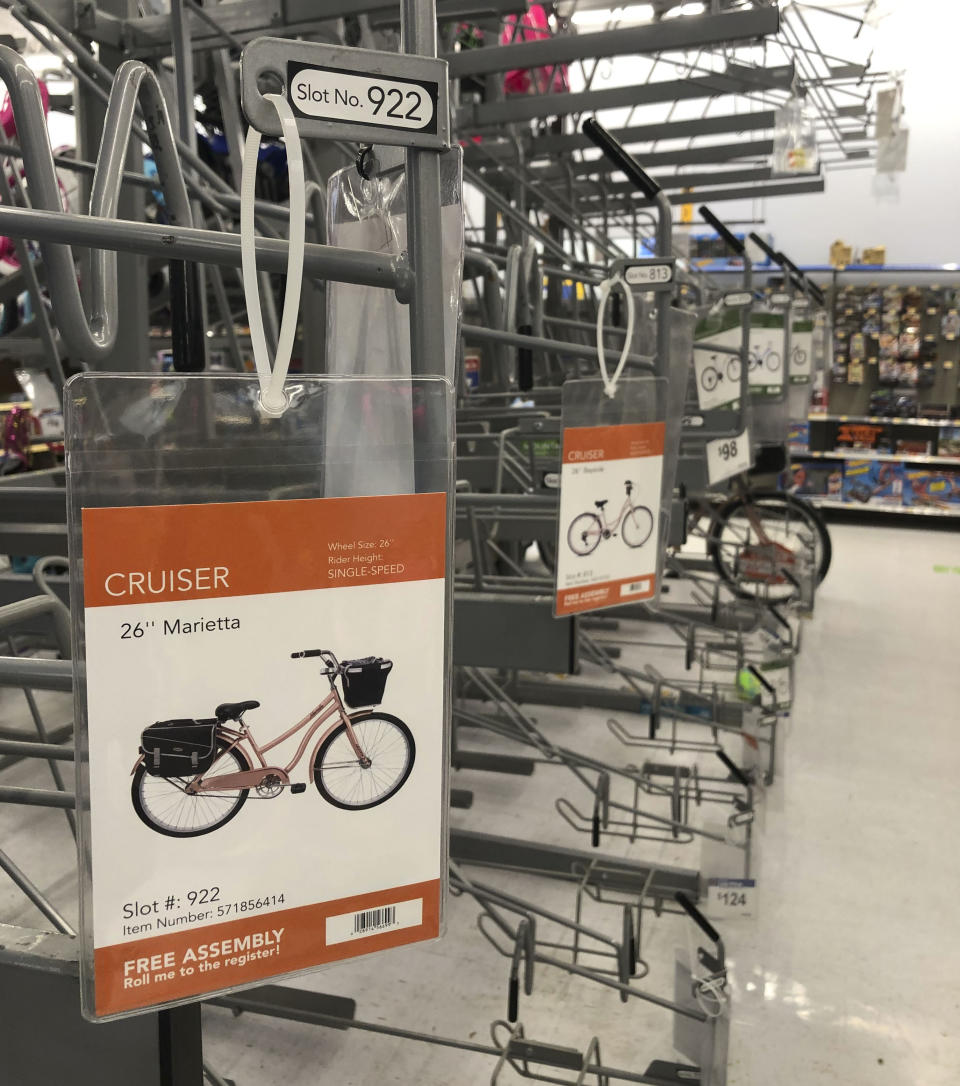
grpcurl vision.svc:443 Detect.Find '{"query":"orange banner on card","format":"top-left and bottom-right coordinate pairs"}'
top-left (556, 573), bottom-right (656, 616)
top-left (562, 422), bottom-right (664, 464)
top-left (94, 878), bottom-right (440, 1017)
top-left (82, 493), bottom-right (446, 607)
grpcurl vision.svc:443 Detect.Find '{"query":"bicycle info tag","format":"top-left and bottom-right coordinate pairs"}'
top-left (65, 373), bottom-right (454, 1021)
top-left (789, 318), bottom-right (814, 383)
top-left (555, 377), bottom-right (670, 617)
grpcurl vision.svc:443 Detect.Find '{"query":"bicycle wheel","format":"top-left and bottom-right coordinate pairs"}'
top-left (792, 347), bottom-right (807, 366)
top-left (567, 512), bottom-right (602, 556)
top-left (621, 505), bottom-right (654, 548)
top-left (708, 491), bottom-right (831, 601)
top-left (314, 713), bottom-right (415, 811)
top-left (726, 358), bottom-right (742, 383)
top-left (701, 367), bottom-right (719, 393)
top-left (766, 351), bottom-right (782, 372)
top-left (132, 740), bottom-right (250, 838)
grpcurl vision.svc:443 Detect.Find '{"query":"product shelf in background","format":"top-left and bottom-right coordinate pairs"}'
top-left (809, 497), bottom-right (960, 519)
top-left (800, 449), bottom-right (960, 466)
top-left (808, 413), bottom-right (948, 428)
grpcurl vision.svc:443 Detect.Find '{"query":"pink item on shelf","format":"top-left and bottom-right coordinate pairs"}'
top-left (0, 79), bottom-right (49, 139)
top-left (501, 5), bottom-right (570, 97)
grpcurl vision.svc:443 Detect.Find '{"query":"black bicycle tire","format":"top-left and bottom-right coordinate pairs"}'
top-left (767, 351), bottom-right (782, 372)
top-left (313, 713), bottom-right (415, 811)
top-left (621, 505), bottom-right (654, 548)
top-left (707, 491), bottom-right (832, 597)
top-left (701, 367), bottom-right (720, 393)
top-left (132, 739), bottom-right (250, 838)
top-left (567, 512), bottom-right (602, 556)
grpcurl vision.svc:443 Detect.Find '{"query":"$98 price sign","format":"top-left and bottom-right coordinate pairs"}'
top-left (288, 62), bottom-right (439, 136)
top-left (706, 428), bottom-right (751, 485)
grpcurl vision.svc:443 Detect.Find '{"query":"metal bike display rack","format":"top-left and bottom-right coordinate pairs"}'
top-left (0, 2), bottom-right (890, 1082)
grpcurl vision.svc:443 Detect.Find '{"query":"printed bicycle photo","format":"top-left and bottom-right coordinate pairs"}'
top-left (132, 650), bottom-right (415, 837)
top-left (566, 480), bottom-right (654, 557)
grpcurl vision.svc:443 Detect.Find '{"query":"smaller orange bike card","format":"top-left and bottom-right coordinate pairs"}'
top-left (555, 422), bottom-right (665, 616)
top-left (79, 493), bottom-right (447, 1019)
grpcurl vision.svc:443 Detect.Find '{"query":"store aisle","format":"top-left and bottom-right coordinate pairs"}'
top-left (728, 520), bottom-right (960, 1085)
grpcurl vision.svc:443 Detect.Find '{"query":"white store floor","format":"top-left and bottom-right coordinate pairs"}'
top-left (1, 520), bottom-right (959, 1084)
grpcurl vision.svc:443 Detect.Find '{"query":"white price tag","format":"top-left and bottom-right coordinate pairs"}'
top-left (289, 64), bottom-right (438, 133)
top-left (706, 429), bottom-right (751, 484)
top-left (723, 291), bottom-right (752, 309)
top-left (706, 878), bottom-right (757, 918)
top-left (624, 262), bottom-right (673, 286)
top-left (770, 292), bottom-right (791, 306)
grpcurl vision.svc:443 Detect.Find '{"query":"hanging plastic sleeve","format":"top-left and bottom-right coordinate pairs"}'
top-left (240, 92), bottom-right (306, 416)
top-left (595, 273), bottom-right (636, 398)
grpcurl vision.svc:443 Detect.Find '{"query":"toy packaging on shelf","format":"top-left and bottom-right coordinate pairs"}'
top-left (904, 468), bottom-right (960, 507)
top-left (938, 426), bottom-right (960, 456)
top-left (788, 420), bottom-right (810, 451)
top-left (841, 459), bottom-right (904, 507)
top-left (789, 459), bottom-right (843, 497)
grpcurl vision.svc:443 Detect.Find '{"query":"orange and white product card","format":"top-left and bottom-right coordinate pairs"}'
top-left (78, 493), bottom-right (447, 1019)
top-left (554, 423), bottom-right (665, 616)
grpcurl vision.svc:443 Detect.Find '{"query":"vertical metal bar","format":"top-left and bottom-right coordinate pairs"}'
top-left (170, 0), bottom-right (207, 371)
top-left (75, 0), bottom-right (151, 371)
top-left (402, 0), bottom-right (446, 380)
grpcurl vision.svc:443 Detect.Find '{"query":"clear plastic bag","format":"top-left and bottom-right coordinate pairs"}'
top-left (772, 96), bottom-right (819, 174)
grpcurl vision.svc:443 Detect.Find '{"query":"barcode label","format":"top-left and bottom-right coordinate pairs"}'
top-left (326, 896), bottom-right (423, 945)
top-left (620, 578), bottom-right (651, 597)
top-left (354, 906), bottom-right (395, 934)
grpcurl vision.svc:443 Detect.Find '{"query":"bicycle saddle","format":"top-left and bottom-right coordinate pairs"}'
top-left (215, 700), bottom-right (260, 722)
top-left (595, 500), bottom-right (608, 509)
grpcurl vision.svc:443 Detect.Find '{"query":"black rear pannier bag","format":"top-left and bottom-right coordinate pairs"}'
top-left (341, 657), bottom-right (393, 709)
top-left (140, 719), bottom-right (218, 777)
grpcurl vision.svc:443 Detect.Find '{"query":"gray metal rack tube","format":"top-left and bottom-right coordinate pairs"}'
top-left (0, 205), bottom-right (408, 294)
top-left (530, 110), bottom-right (778, 157)
top-left (462, 324), bottom-right (655, 372)
top-left (458, 64), bottom-right (795, 128)
top-left (445, 6), bottom-right (779, 77)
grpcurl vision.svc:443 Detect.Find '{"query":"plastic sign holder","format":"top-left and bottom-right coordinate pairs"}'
top-left (241, 38), bottom-right (451, 150)
top-left (554, 377), bottom-right (669, 617)
top-left (65, 373), bottom-right (454, 1021)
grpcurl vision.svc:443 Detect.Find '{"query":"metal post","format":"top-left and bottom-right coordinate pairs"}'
top-left (402, 0), bottom-right (446, 379)
top-left (75, 0), bottom-right (150, 372)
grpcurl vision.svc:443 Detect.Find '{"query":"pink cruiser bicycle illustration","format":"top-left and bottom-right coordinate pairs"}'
top-left (131, 650), bottom-right (415, 837)
top-left (566, 480), bottom-right (654, 557)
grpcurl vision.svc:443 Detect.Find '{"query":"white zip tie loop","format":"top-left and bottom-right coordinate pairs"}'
top-left (595, 273), bottom-right (635, 398)
top-left (240, 92), bottom-right (306, 417)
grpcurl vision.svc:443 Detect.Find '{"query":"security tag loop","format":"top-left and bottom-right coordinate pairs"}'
top-left (240, 92), bottom-right (306, 417)
top-left (595, 273), bottom-right (636, 399)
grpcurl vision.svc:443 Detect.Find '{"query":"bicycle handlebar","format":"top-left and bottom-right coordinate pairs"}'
top-left (747, 232), bottom-right (781, 266)
top-left (675, 891), bottom-right (721, 945)
top-left (698, 205), bottom-right (744, 256)
top-left (291, 649), bottom-right (325, 658)
top-left (582, 117), bottom-right (661, 200)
